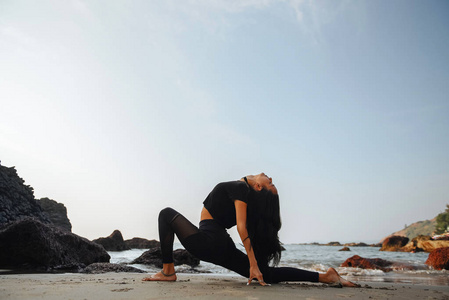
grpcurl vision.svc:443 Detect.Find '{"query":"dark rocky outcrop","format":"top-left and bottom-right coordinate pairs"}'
top-left (132, 247), bottom-right (200, 268)
top-left (0, 166), bottom-right (51, 226)
top-left (380, 236), bottom-right (409, 251)
top-left (425, 247), bottom-right (449, 270)
top-left (341, 255), bottom-right (416, 272)
top-left (0, 218), bottom-right (110, 271)
top-left (82, 263), bottom-right (145, 274)
top-left (37, 197), bottom-right (72, 232)
top-left (124, 238), bottom-right (160, 249)
top-left (339, 247), bottom-right (351, 251)
top-left (93, 230), bottom-right (131, 251)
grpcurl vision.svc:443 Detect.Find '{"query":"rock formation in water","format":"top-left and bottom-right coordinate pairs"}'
top-left (124, 237), bottom-right (160, 249)
top-left (425, 247), bottom-right (449, 270)
top-left (380, 235), bottom-right (409, 251)
top-left (0, 218), bottom-right (110, 271)
top-left (402, 235), bottom-right (449, 253)
top-left (341, 255), bottom-right (417, 272)
top-left (93, 230), bottom-right (131, 251)
top-left (37, 197), bottom-right (72, 232)
top-left (380, 234), bottom-right (449, 253)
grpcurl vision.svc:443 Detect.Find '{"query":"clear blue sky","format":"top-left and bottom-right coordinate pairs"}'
top-left (1, 0), bottom-right (448, 243)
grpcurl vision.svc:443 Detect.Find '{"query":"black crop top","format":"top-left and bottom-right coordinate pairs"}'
top-left (203, 180), bottom-right (250, 229)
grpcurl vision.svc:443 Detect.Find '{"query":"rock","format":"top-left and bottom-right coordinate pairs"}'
top-left (326, 241), bottom-right (341, 246)
top-left (37, 198), bottom-right (72, 232)
top-left (124, 238), bottom-right (160, 249)
top-left (132, 247), bottom-right (200, 268)
top-left (392, 235), bottom-right (449, 253)
top-left (82, 263), bottom-right (145, 274)
top-left (425, 247), bottom-right (449, 270)
top-left (0, 218), bottom-right (110, 271)
top-left (341, 255), bottom-right (417, 272)
top-left (0, 166), bottom-right (51, 226)
top-left (380, 235), bottom-right (409, 251)
top-left (339, 247), bottom-right (351, 251)
top-left (341, 255), bottom-right (394, 271)
top-left (93, 230), bottom-right (131, 251)
top-left (343, 242), bottom-right (369, 247)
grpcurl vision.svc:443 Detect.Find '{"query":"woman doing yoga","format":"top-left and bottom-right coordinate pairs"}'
top-left (143, 173), bottom-right (358, 287)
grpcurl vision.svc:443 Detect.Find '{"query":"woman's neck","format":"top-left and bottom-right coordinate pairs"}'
top-left (242, 176), bottom-right (256, 190)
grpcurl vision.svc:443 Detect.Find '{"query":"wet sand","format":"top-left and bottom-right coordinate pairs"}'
top-left (1, 273), bottom-right (448, 300)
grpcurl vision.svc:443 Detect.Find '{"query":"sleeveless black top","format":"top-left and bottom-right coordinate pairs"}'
top-left (203, 180), bottom-right (250, 229)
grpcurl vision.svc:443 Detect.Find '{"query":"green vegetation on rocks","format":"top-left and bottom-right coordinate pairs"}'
top-left (435, 205), bottom-right (449, 235)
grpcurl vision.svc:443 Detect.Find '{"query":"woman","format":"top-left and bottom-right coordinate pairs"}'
top-left (143, 173), bottom-right (358, 287)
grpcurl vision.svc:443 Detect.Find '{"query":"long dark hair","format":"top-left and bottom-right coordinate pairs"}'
top-left (246, 187), bottom-right (282, 266)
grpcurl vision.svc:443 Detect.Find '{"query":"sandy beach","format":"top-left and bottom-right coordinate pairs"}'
top-left (1, 272), bottom-right (448, 300)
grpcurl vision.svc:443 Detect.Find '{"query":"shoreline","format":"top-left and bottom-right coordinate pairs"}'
top-left (1, 273), bottom-right (448, 300)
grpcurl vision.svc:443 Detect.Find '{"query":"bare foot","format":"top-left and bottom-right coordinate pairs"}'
top-left (142, 271), bottom-right (177, 282)
top-left (323, 268), bottom-right (360, 288)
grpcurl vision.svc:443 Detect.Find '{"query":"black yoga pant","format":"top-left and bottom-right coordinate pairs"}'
top-left (158, 207), bottom-right (319, 284)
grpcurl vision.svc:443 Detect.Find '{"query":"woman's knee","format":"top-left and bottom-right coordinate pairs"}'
top-left (159, 207), bottom-right (180, 223)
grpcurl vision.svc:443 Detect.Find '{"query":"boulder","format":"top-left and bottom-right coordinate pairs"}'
top-left (82, 263), bottom-right (145, 274)
top-left (341, 255), bottom-right (416, 271)
top-left (93, 230), bottom-right (130, 251)
top-left (380, 235), bottom-right (409, 251)
top-left (132, 247), bottom-right (200, 268)
top-left (341, 255), bottom-right (394, 271)
top-left (0, 166), bottom-right (51, 226)
top-left (339, 247), bottom-right (351, 251)
top-left (124, 238), bottom-right (160, 249)
top-left (425, 247), bottom-right (449, 270)
top-left (0, 218), bottom-right (110, 271)
top-left (398, 235), bottom-right (449, 253)
top-left (37, 197), bottom-right (72, 232)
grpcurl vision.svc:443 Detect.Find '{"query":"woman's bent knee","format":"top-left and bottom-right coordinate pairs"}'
top-left (159, 207), bottom-right (180, 223)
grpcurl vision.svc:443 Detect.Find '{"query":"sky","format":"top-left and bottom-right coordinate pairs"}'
top-left (1, 0), bottom-right (448, 244)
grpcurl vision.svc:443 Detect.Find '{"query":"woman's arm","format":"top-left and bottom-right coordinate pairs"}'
top-left (235, 200), bottom-right (268, 286)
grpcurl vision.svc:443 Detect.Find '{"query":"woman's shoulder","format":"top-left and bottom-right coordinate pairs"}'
top-left (217, 180), bottom-right (250, 199)
top-left (216, 180), bottom-right (247, 189)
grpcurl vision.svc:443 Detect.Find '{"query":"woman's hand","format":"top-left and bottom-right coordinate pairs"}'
top-left (248, 265), bottom-right (270, 286)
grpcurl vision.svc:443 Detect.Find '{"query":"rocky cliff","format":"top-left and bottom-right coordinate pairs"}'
top-left (0, 218), bottom-right (109, 271)
top-left (0, 164), bottom-right (109, 271)
top-left (0, 165), bottom-right (71, 231)
top-left (37, 197), bottom-right (72, 232)
top-left (0, 165), bottom-right (50, 226)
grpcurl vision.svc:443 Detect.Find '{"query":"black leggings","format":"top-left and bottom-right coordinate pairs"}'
top-left (158, 207), bottom-right (319, 284)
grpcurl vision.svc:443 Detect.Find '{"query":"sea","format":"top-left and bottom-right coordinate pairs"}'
top-left (109, 243), bottom-right (449, 286)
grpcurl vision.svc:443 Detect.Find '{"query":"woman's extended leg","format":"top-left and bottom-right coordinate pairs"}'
top-left (143, 207), bottom-right (200, 281)
top-left (220, 242), bottom-right (358, 287)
